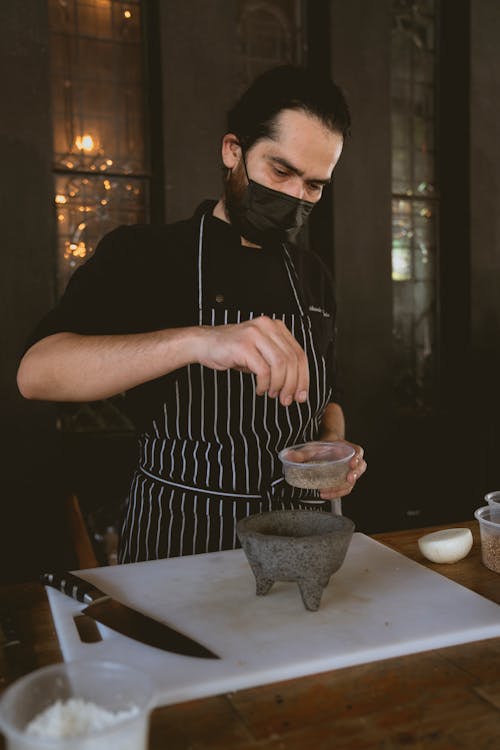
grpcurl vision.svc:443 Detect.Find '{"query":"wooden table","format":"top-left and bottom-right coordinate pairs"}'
top-left (1, 521), bottom-right (500, 748)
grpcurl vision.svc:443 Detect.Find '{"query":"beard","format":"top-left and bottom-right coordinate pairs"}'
top-left (222, 161), bottom-right (250, 238)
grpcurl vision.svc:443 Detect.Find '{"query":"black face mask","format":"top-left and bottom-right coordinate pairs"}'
top-left (229, 153), bottom-right (316, 246)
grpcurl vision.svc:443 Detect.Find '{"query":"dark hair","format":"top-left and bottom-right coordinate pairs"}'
top-left (226, 65), bottom-right (351, 150)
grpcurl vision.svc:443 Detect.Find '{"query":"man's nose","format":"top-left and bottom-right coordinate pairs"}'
top-left (287, 178), bottom-right (306, 200)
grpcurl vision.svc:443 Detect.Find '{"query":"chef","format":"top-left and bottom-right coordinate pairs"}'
top-left (17, 65), bottom-right (367, 563)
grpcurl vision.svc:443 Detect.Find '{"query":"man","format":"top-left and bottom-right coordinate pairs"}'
top-left (18, 65), bottom-right (367, 562)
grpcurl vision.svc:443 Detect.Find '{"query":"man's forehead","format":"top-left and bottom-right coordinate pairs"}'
top-left (260, 127), bottom-right (341, 176)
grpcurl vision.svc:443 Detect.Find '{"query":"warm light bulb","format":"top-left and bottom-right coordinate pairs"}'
top-left (55, 194), bottom-right (67, 204)
top-left (75, 134), bottom-right (95, 152)
top-left (124, 9), bottom-right (132, 19)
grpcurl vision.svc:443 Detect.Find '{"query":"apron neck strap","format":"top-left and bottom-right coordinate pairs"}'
top-left (197, 213), bottom-right (206, 325)
top-left (197, 212), bottom-right (306, 321)
top-left (281, 244), bottom-right (306, 317)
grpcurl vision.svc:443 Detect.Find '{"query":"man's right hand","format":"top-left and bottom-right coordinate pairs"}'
top-left (17, 318), bottom-right (309, 405)
top-left (195, 316), bottom-right (309, 406)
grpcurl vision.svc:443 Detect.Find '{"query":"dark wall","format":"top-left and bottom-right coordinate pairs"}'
top-left (328, 0), bottom-right (394, 530)
top-left (0, 1), bottom-right (73, 580)
top-left (470, 0), bottom-right (500, 495)
top-left (470, 0), bottom-right (500, 351)
top-left (159, 1), bottom-right (242, 222)
top-left (1, 2), bottom-right (55, 422)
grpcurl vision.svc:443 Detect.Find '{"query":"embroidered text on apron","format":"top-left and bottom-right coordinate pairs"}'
top-left (119, 213), bottom-right (334, 562)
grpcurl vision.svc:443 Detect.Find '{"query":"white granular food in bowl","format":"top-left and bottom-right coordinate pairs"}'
top-left (26, 697), bottom-right (139, 738)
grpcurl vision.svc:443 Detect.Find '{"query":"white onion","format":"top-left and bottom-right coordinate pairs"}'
top-left (417, 528), bottom-right (473, 564)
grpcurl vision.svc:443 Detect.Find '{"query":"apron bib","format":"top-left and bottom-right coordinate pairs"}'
top-left (119, 213), bottom-right (334, 562)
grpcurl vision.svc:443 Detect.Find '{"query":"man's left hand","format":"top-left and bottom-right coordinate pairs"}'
top-left (319, 441), bottom-right (367, 500)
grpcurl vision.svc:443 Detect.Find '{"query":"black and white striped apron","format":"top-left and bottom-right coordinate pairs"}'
top-left (118, 213), bottom-right (334, 562)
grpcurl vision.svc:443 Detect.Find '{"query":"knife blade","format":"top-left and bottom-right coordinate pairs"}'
top-left (73, 614), bottom-right (103, 643)
top-left (41, 571), bottom-right (219, 659)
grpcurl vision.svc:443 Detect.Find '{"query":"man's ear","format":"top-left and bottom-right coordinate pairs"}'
top-left (221, 134), bottom-right (242, 169)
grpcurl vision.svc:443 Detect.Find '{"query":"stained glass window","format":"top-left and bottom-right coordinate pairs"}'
top-left (49, 0), bottom-right (149, 295)
top-left (391, 0), bottom-right (439, 413)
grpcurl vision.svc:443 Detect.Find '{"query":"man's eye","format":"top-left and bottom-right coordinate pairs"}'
top-left (273, 168), bottom-right (289, 177)
top-left (307, 183), bottom-right (322, 193)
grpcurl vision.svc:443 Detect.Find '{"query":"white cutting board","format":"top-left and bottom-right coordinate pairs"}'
top-left (47, 533), bottom-right (500, 708)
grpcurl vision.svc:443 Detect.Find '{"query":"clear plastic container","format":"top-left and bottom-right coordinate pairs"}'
top-left (474, 505), bottom-right (500, 574)
top-left (484, 490), bottom-right (500, 506)
top-left (0, 660), bottom-right (155, 750)
top-left (278, 441), bottom-right (355, 490)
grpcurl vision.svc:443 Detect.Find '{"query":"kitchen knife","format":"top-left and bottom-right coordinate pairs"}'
top-left (41, 571), bottom-right (219, 659)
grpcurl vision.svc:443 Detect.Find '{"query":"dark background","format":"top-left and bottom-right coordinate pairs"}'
top-left (1, 0), bottom-right (500, 580)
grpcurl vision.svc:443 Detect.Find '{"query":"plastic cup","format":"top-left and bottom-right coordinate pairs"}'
top-left (485, 490), bottom-right (500, 505)
top-left (474, 506), bottom-right (500, 574)
top-left (278, 441), bottom-right (355, 490)
top-left (484, 491), bottom-right (500, 523)
top-left (0, 660), bottom-right (155, 750)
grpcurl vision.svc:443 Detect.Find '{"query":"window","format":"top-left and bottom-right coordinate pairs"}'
top-left (391, 0), bottom-right (439, 414)
top-left (49, 0), bottom-right (149, 295)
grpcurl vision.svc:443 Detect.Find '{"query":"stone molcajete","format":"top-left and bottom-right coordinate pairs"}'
top-left (236, 510), bottom-right (355, 611)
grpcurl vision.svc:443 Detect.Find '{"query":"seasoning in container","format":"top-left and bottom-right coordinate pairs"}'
top-left (474, 505), bottom-right (500, 574)
top-left (0, 660), bottom-right (154, 750)
top-left (26, 698), bottom-right (139, 740)
top-left (278, 441), bottom-right (355, 490)
top-left (479, 531), bottom-right (500, 574)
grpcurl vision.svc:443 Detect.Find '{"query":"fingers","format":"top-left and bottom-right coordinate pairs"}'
top-left (235, 317), bottom-right (308, 404)
top-left (253, 317), bottom-right (309, 405)
top-left (198, 317), bottom-right (309, 404)
top-left (320, 480), bottom-right (355, 500)
top-left (319, 446), bottom-right (367, 499)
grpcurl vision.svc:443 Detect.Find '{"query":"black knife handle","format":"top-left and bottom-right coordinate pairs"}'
top-left (40, 572), bottom-right (105, 604)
